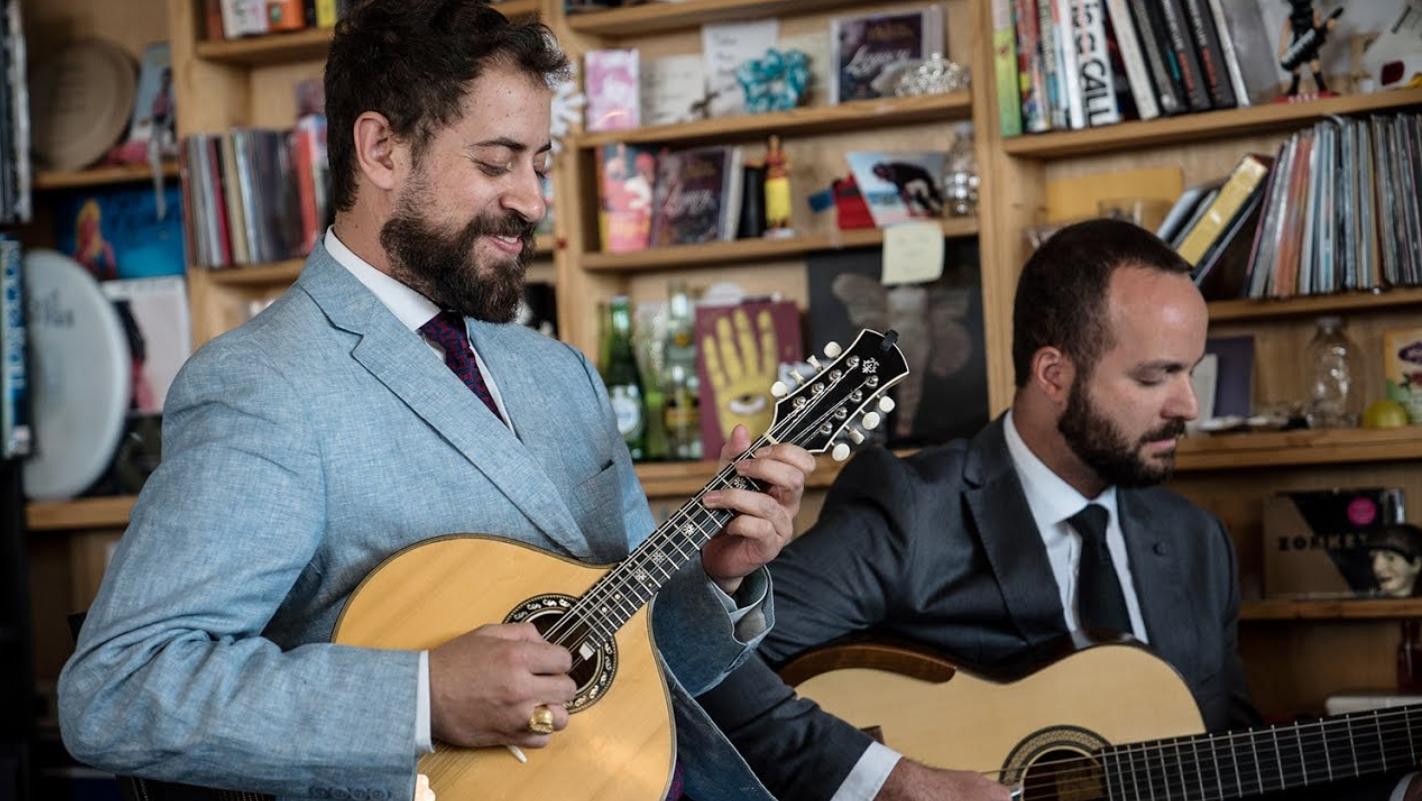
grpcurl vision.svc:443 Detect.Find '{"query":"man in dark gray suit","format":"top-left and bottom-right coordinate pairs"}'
top-left (698, 219), bottom-right (1420, 801)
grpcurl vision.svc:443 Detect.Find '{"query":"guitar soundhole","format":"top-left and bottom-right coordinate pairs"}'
top-left (504, 593), bottom-right (618, 714)
top-left (1002, 726), bottom-right (1109, 801)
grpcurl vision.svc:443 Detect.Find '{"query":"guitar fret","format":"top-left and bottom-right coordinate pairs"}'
top-left (1272, 726), bottom-right (1285, 792)
top-left (1376, 710), bottom-right (1388, 773)
top-left (1190, 737), bottom-right (1203, 801)
top-left (1229, 730), bottom-right (1242, 798)
top-left (1157, 741), bottom-right (1171, 801)
top-left (1147, 742), bottom-right (1158, 801)
top-left (1347, 715), bottom-right (1359, 777)
top-left (1101, 750), bottom-right (1114, 801)
top-left (1249, 728), bottom-right (1262, 795)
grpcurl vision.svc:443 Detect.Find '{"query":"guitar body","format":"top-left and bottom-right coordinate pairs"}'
top-left (783, 637), bottom-right (1205, 791)
top-left (332, 535), bottom-right (673, 801)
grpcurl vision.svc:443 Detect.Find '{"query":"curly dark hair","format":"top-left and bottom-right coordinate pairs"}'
top-left (323, 0), bottom-right (571, 213)
top-left (1012, 218), bottom-right (1194, 388)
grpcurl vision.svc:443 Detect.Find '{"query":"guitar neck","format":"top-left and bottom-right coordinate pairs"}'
top-left (1102, 705), bottom-right (1422, 800)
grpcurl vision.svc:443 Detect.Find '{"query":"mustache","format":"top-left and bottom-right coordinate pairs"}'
top-left (466, 212), bottom-right (537, 243)
top-left (1140, 418), bottom-right (1186, 445)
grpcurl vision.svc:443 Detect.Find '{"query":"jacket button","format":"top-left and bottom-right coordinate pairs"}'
top-left (312, 789), bottom-right (330, 799)
top-left (370, 791), bottom-right (389, 801)
top-left (352, 790), bottom-right (368, 800)
top-left (333, 789), bottom-right (351, 799)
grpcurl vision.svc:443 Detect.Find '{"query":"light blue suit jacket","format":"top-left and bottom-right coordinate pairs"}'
top-left (58, 244), bottom-right (775, 801)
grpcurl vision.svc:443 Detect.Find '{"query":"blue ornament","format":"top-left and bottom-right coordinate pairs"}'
top-left (736, 48), bottom-right (809, 114)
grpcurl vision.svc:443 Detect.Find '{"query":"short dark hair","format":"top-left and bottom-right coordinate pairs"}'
top-left (324, 0), bottom-right (570, 213)
top-left (1012, 218), bottom-right (1194, 388)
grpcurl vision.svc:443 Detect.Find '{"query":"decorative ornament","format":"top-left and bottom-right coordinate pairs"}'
top-left (549, 66), bottom-right (587, 154)
top-left (735, 48), bottom-right (810, 114)
top-left (875, 53), bottom-right (971, 98)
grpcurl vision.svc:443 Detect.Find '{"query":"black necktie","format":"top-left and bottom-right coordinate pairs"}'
top-left (1068, 503), bottom-right (1132, 634)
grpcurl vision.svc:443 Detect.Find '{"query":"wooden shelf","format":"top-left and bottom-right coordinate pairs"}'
top-left (34, 162), bottom-right (180, 191)
top-left (582, 218), bottom-right (978, 272)
top-left (576, 92), bottom-right (972, 148)
top-left (566, 0), bottom-right (867, 36)
top-left (1174, 426), bottom-right (1422, 471)
top-left (26, 496), bottom-right (136, 532)
top-left (1002, 87), bottom-right (1422, 159)
top-left (203, 259), bottom-right (305, 286)
top-left (1208, 286), bottom-right (1422, 323)
top-left (1240, 598), bottom-right (1422, 622)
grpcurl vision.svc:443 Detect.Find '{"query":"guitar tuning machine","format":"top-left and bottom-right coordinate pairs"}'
top-left (862, 411), bottom-right (882, 430)
top-left (770, 381), bottom-right (789, 398)
top-left (823, 341), bottom-right (843, 358)
top-left (807, 355), bottom-right (823, 371)
top-left (847, 428), bottom-right (865, 445)
top-left (831, 442), bottom-right (851, 461)
top-left (878, 397), bottom-right (896, 413)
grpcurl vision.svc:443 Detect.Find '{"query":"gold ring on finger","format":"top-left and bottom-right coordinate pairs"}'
top-left (527, 704), bottom-right (555, 735)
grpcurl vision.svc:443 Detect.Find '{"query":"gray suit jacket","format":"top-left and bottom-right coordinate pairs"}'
top-left (699, 415), bottom-right (1259, 800)
top-left (58, 244), bottom-right (775, 801)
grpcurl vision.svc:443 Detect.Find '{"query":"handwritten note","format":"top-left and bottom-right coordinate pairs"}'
top-left (881, 222), bottom-right (944, 285)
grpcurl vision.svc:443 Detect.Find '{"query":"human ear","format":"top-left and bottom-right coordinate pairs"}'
top-left (352, 111), bottom-right (400, 193)
top-left (1031, 347), bottom-right (1074, 406)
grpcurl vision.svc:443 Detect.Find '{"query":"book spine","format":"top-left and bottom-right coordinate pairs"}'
top-left (0, 235), bottom-right (29, 459)
top-left (1177, 154), bottom-right (1271, 266)
top-left (1051, 0), bottom-right (1085, 128)
top-left (1204, 0), bottom-right (1249, 107)
top-left (1180, 0), bottom-right (1235, 108)
top-left (1036, 0), bottom-right (1065, 128)
top-left (1069, 0), bottom-right (1121, 126)
top-left (1102, 0), bottom-right (1158, 120)
top-left (1015, 0), bottom-right (1052, 132)
top-left (1125, 0), bottom-right (1183, 115)
top-left (992, 0), bottom-right (1023, 137)
top-left (1156, 0), bottom-right (1211, 111)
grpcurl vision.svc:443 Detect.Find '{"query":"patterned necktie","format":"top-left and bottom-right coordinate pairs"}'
top-left (1068, 503), bottom-right (1132, 634)
top-left (419, 311), bottom-right (504, 423)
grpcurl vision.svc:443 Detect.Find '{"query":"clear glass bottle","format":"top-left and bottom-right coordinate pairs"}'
top-left (602, 295), bottom-right (646, 461)
top-left (1305, 316), bottom-right (1360, 429)
top-left (662, 281), bottom-right (702, 461)
top-left (944, 121), bottom-right (979, 218)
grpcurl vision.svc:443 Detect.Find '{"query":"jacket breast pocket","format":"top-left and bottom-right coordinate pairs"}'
top-left (568, 460), bottom-right (628, 561)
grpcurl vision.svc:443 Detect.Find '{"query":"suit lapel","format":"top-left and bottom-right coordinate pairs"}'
top-left (962, 417), bottom-right (1069, 643)
top-left (297, 248), bottom-right (591, 558)
top-left (1117, 490), bottom-right (1198, 658)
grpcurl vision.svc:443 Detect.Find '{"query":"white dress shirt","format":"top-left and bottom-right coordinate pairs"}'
top-left (832, 411), bottom-right (1148, 801)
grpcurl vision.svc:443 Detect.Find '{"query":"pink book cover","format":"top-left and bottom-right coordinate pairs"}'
top-left (585, 49), bottom-right (640, 132)
top-left (694, 300), bottom-right (803, 459)
top-left (596, 142), bottom-right (657, 252)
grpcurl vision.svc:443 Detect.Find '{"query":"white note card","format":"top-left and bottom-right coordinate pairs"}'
top-left (881, 222), bottom-right (945, 285)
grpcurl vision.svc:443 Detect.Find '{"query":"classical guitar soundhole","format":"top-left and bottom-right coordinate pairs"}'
top-left (1001, 726), bottom-right (1108, 801)
top-left (504, 593), bottom-right (618, 713)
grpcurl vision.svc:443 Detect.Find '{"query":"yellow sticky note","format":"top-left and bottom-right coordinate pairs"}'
top-left (881, 222), bottom-right (945, 285)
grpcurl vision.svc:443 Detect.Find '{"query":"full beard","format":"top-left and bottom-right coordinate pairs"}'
top-left (379, 198), bottom-right (535, 323)
top-left (1058, 378), bottom-right (1186, 489)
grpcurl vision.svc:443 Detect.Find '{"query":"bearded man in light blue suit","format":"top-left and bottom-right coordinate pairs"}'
top-left (57, 4), bottom-right (814, 800)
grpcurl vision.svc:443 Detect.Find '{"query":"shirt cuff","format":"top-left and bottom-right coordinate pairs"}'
top-left (416, 650), bottom-right (434, 754)
top-left (709, 572), bottom-right (768, 625)
top-left (829, 741), bottom-right (902, 801)
top-left (1390, 772), bottom-right (1418, 801)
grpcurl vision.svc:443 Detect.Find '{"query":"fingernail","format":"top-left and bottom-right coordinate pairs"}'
top-left (703, 492), bottom-right (721, 505)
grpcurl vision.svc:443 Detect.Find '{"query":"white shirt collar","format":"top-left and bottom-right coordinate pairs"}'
top-left (1002, 409), bottom-right (1119, 530)
top-left (323, 226), bottom-right (440, 332)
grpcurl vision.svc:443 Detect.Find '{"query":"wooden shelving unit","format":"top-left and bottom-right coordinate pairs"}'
top-left (1207, 286), bottom-right (1422, 323)
top-left (576, 92), bottom-right (973, 148)
top-left (1002, 86), bottom-right (1422, 159)
top-left (34, 162), bottom-right (180, 191)
top-left (565, 0), bottom-right (866, 35)
top-left (1241, 598), bottom-right (1422, 622)
top-left (1174, 427), bottom-right (1422, 471)
top-left (26, 496), bottom-right (137, 532)
top-left (582, 218), bottom-right (978, 272)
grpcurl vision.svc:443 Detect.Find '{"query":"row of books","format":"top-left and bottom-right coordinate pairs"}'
top-left (0, 0), bottom-right (29, 225)
top-left (204, 0), bottom-right (352, 40)
top-left (596, 143), bottom-right (745, 253)
top-left (0, 235), bottom-right (28, 459)
top-left (1163, 112), bottom-right (1422, 301)
top-left (179, 120), bottom-right (331, 269)
top-left (992, 0), bottom-right (1280, 136)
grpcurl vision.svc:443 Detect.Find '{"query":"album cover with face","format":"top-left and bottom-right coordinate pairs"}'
top-left (1263, 488), bottom-right (1412, 599)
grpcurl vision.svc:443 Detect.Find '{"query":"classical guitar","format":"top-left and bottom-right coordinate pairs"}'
top-left (331, 329), bottom-right (909, 801)
top-left (781, 632), bottom-right (1422, 800)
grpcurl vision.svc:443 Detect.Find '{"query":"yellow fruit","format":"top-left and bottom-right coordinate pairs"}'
top-left (1363, 399), bottom-right (1409, 429)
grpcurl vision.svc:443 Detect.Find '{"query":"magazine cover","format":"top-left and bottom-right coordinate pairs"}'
top-left (55, 184), bottom-right (186, 280)
top-left (806, 242), bottom-right (987, 447)
top-left (693, 299), bottom-right (802, 459)
top-left (844, 150), bottom-right (947, 227)
top-left (596, 142), bottom-right (657, 252)
top-left (110, 42), bottom-right (176, 165)
top-left (650, 145), bottom-right (742, 247)
top-left (830, 5), bottom-right (945, 104)
top-left (100, 275), bottom-right (191, 415)
top-left (584, 48), bottom-right (640, 132)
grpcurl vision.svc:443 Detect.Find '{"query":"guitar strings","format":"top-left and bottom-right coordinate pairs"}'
top-left (981, 708), bottom-right (1419, 800)
top-left (537, 367), bottom-right (869, 672)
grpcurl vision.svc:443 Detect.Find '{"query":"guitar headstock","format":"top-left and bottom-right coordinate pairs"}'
top-left (768, 329), bottom-right (909, 459)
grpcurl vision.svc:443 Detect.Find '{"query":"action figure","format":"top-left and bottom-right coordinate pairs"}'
top-left (1278, 0), bottom-right (1343, 98)
top-left (761, 135), bottom-right (793, 236)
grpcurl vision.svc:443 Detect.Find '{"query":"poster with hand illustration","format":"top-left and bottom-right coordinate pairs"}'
top-left (693, 300), bottom-right (802, 459)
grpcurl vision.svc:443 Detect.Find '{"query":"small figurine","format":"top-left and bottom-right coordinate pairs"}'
top-left (1370, 524), bottom-right (1422, 598)
top-left (1278, 0), bottom-right (1343, 98)
top-left (761, 135), bottom-right (793, 237)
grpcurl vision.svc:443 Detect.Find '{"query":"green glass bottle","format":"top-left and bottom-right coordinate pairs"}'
top-left (662, 281), bottom-right (702, 461)
top-left (602, 295), bottom-right (647, 461)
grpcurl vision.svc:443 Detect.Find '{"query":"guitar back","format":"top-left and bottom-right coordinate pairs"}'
top-left (333, 535), bottom-right (674, 801)
top-left (784, 638), bottom-right (1205, 785)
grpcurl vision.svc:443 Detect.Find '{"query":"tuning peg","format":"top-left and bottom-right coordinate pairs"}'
top-left (771, 381), bottom-right (789, 398)
top-left (847, 428), bottom-right (865, 445)
top-left (862, 411), bottom-right (882, 430)
top-left (823, 342), bottom-right (842, 358)
top-left (832, 442), bottom-right (851, 461)
top-left (878, 397), bottom-right (896, 413)
top-left (791, 368), bottom-right (808, 383)
top-left (807, 355), bottom-right (823, 370)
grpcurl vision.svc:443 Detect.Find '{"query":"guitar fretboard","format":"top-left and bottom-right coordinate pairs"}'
top-left (1099, 705), bottom-right (1422, 800)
